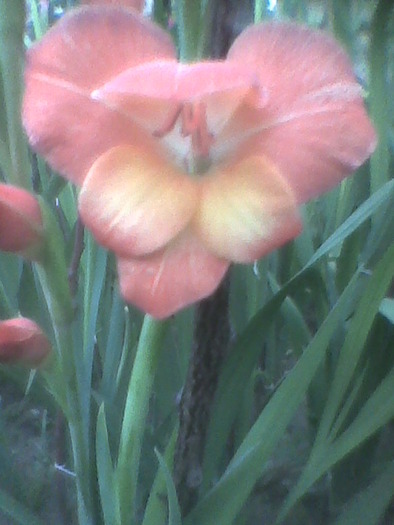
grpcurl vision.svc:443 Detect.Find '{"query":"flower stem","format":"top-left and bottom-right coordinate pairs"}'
top-left (34, 201), bottom-right (95, 523)
top-left (0, 277), bottom-right (14, 318)
top-left (175, 0), bottom-right (201, 62)
top-left (254, 0), bottom-right (265, 23)
top-left (0, 0), bottom-right (32, 189)
top-left (116, 314), bottom-right (168, 523)
top-left (174, 274), bottom-right (231, 514)
top-left (59, 325), bottom-right (95, 525)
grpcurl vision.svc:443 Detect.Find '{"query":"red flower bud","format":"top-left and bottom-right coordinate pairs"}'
top-left (0, 184), bottom-right (44, 261)
top-left (0, 318), bottom-right (51, 368)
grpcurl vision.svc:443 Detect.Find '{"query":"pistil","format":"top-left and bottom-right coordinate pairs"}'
top-left (181, 102), bottom-right (214, 159)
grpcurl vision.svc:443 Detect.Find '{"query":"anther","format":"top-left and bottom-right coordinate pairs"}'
top-left (152, 104), bottom-right (183, 138)
top-left (153, 101), bottom-right (214, 159)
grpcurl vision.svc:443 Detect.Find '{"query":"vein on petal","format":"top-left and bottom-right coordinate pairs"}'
top-left (31, 72), bottom-right (91, 98)
top-left (212, 82), bottom-right (366, 162)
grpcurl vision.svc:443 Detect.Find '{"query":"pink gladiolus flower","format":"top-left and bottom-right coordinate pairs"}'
top-left (0, 184), bottom-right (44, 261)
top-left (23, 6), bottom-right (376, 318)
top-left (0, 318), bottom-right (51, 367)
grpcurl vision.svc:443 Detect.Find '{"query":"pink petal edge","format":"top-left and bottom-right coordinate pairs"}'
top-left (226, 22), bottom-right (376, 203)
top-left (23, 6), bottom-right (176, 185)
top-left (117, 233), bottom-right (229, 319)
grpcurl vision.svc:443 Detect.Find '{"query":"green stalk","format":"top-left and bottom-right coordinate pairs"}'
top-left (254, 0), bottom-right (265, 22)
top-left (35, 286), bottom-right (95, 525)
top-left (35, 198), bottom-right (74, 325)
top-left (197, 0), bottom-right (215, 59)
top-left (369, 0), bottom-right (392, 193)
top-left (0, 137), bottom-right (14, 182)
top-left (38, 298), bottom-right (95, 525)
top-left (33, 200), bottom-right (95, 524)
top-left (55, 324), bottom-right (95, 525)
top-left (0, 0), bottom-right (31, 189)
top-left (0, 278), bottom-right (14, 318)
top-left (175, 0), bottom-right (203, 62)
top-left (116, 315), bottom-right (168, 524)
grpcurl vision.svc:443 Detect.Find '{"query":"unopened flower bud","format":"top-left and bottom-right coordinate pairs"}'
top-left (0, 318), bottom-right (51, 368)
top-left (0, 184), bottom-right (44, 261)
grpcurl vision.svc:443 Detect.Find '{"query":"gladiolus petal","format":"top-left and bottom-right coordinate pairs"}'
top-left (23, 6), bottom-right (176, 185)
top-left (0, 318), bottom-right (51, 367)
top-left (227, 22), bottom-right (377, 203)
top-left (117, 233), bottom-right (229, 319)
top-left (79, 145), bottom-right (199, 257)
top-left (92, 61), bottom-right (262, 152)
top-left (0, 184), bottom-right (43, 259)
top-left (193, 156), bottom-right (302, 263)
top-left (94, 61), bottom-right (260, 103)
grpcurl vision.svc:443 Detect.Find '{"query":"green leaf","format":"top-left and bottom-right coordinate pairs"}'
top-left (96, 404), bottom-right (121, 525)
top-left (202, 180), bottom-right (394, 502)
top-left (268, 272), bottom-right (311, 352)
top-left (28, 0), bottom-right (48, 41)
top-left (101, 291), bottom-right (126, 401)
top-left (142, 426), bottom-right (178, 525)
top-left (307, 180), bottom-right (394, 269)
top-left (369, 0), bottom-right (393, 193)
top-left (116, 316), bottom-right (168, 524)
top-left (0, 252), bottom-right (22, 313)
top-left (186, 271), bottom-right (361, 525)
top-left (0, 0), bottom-right (31, 188)
top-left (277, 242), bottom-right (394, 523)
top-left (0, 488), bottom-right (43, 525)
top-left (379, 298), bottom-right (394, 324)
top-left (332, 461), bottom-right (394, 525)
top-left (155, 448), bottom-right (182, 525)
top-left (201, 266), bottom-right (319, 494)
top-left (316, 243), bottom-right (394, 444)
top-left (80, 234), bottom-right (108, 431)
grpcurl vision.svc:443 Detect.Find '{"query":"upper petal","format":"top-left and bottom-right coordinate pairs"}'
top-left (226, 22), bottom-right (376, 203)
top-left (92, 60), bottom-right (262, 151)
top-left (94, 61), bottom-right (260, 102)
top-left (117, 233), bottom-right (229, 318)
top-left (79, 144), bottom-right (199, 257)
top-left (193, 156), bottom-right (302, 263)
top-left (23, 6), bottom-right (176, 185)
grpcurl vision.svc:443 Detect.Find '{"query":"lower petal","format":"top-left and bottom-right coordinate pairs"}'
top-left (79, 144), bottom-right (198, 257)
top-left (193, 156), bottom-right (303, 263)
top-left (117, 233), bottom-right (229, 319)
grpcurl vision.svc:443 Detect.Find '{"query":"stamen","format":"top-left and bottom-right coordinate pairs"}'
top-left (153, 101), bottom-right (214, 161)
top-left (153, 104), bottom-right (183, 138)
top-left (181, 102), bottom-right (214, 158)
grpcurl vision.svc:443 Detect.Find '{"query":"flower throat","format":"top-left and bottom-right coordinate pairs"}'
top-left (153, 101), bottom-right (213, 175)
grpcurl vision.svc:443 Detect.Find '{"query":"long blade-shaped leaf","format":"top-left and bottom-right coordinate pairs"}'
top-left (96, 404), bottom-right (121, 525)
top-left (332, 461), bottom-right (394, 525)
top-left (0, 489), bottom-right (43, 525)
top-left (155, 449), bottom-right (182, 525)
top-left (186, 271), bottom-right (361, 525)
top-left (278, 242), bottom-right (394, 522)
